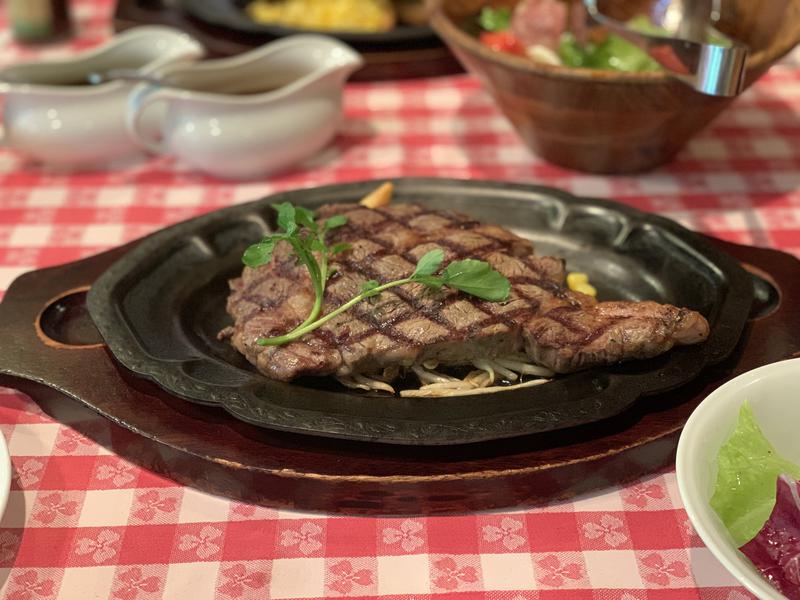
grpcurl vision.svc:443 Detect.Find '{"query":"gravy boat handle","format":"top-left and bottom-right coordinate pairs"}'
top-left (125, 84), bottom-right (175, 155)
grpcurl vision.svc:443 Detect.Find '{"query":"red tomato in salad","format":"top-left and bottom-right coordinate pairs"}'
top-left (479, 31), bottom-right (526, 56)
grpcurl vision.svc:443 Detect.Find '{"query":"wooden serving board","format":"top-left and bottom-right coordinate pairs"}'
top-left (113, 0), bottom-right (463, 81)
top-left (0, 237), bottom-right (798, 515)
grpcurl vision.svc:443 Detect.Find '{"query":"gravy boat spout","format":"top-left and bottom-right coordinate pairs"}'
top-left (126, 35), bottom-right (365, 180)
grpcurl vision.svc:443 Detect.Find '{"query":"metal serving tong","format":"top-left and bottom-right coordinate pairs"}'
top-left (583, 0), bottom-right (748, 96)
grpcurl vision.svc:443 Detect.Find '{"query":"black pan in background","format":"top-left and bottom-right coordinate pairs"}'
top-left (179, 0), bottom-right (441, 49)
top-left (87, 178), bottom-right (753, 445)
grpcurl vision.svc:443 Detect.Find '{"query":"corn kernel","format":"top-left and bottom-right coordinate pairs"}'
top-left (567, 272), bottom-right (597, 297)
top-left (574, 283), bottom-right (598, 296)
top-left (566, 272), bottom-right (587, 287)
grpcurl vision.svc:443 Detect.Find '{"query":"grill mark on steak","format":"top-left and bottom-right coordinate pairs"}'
top-left (339, 212), bottom-right (505, 266)
top-left (222, 202), bottom-right (710, 382)
top-left (332, 234), bottom-right (547, 345)
top-left (542, 305), bottom-right (588, 336)
top-left (580, 316), bottom-right (627, 345)
top-left (334, 256), bottom-right (480, 345)
top-left (239, 291), bottom-right (288, 312)
top-left (321, 272), bottom-right (534, 348)
top-left (324, 212), bottom-right (519, 345)
top-left (238, 256), bottom-right (304, 300)
top-left (308, 326), bottom-right (340, 347)
top-left (323, 286), bottom-right (420, 346)
top-left (508, 276), bottom-right (567, 296)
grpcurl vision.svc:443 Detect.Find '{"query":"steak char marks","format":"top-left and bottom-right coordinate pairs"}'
top-left (221, 203), bottom-right (709, 382)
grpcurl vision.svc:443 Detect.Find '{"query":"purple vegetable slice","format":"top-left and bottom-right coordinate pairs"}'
top-left (739, 474), bottom-right (800, 599)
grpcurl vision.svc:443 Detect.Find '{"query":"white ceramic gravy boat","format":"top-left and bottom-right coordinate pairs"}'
top-left (125, 34), bottom-right (364, 180)
top-left (0, 26), bottom-right (204, 168)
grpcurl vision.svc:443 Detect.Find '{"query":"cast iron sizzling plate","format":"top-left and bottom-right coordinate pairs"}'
top-left (179, 0), bottom-right (439, 49)
top-left (87, 179), bottom-right (753, 445)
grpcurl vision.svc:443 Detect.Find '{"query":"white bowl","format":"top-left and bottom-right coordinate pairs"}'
top-left (676, 358), bottom-right (800, 600)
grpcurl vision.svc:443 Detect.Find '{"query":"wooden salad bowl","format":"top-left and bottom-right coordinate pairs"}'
top-left (429, 0), bottom-right (800, 173)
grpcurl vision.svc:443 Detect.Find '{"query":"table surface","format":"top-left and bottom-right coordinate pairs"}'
top-left (1, 1), bottom-right (799, 599)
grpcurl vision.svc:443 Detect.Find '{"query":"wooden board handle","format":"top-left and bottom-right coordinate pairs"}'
top-left (0, 244), bottom-right (130, 384)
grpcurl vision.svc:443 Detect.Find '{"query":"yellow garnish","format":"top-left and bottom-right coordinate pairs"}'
top-left (567, 272), bottom-right (597, 297)
top-left (359, 182), bottom-right (393, 208)
top-left (246, 0), bottom-right (395, 32)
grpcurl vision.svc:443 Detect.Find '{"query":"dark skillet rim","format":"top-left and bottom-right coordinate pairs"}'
top-left (87, 178), bottom-right (753, 445)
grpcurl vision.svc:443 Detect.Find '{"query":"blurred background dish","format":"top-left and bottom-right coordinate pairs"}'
top-left (468, 0), bottom-right (748, 96)
top-left (114, 0), bottom-right (462, 80)
top-left (244, 0), bottom-right (399, 33)
top-left (244, 0), bottom-right (430, 34)
top-left (180, 0), bottom-right (433, 43)
top-left (429, 0), bottom-right (800, 173)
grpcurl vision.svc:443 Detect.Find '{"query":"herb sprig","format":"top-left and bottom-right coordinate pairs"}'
top-left (242, 204), bottom-right (510, 347)
top-left (242, 202), bottom-right (349, 342)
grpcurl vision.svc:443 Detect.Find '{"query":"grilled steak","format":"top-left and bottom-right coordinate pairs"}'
top-left (221, 203), bottom-right (710, 382)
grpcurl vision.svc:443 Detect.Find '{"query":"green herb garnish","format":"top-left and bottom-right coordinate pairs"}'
top-left (478, 6), bottom-right (512, 32)
top-left (242, 204), bottom-right (511, 347)
top-left (242, 202), bottom-right (350, 343)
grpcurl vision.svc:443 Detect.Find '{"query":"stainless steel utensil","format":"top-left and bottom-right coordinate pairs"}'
top-left (583, 0), bottom-right (748, 96)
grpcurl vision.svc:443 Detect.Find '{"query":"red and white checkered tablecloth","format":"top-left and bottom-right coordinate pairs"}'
top-left (2, 1), bottom-right (800, 599)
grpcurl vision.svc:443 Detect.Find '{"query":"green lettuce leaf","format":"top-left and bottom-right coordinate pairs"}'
top-left (557, 31), bottom-right (662, 73)
top-left (710, 401), bottom-right (800, 546)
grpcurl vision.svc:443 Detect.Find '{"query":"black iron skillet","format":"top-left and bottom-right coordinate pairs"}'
top-left (86, 178), bottom-right (753, 445)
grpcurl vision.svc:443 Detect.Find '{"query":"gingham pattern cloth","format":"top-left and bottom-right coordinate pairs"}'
top-left (1, 1), bottom-right (800, 598)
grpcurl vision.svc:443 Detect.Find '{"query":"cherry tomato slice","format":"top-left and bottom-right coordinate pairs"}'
top-left (479, 31), bottom-right (526, 56)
